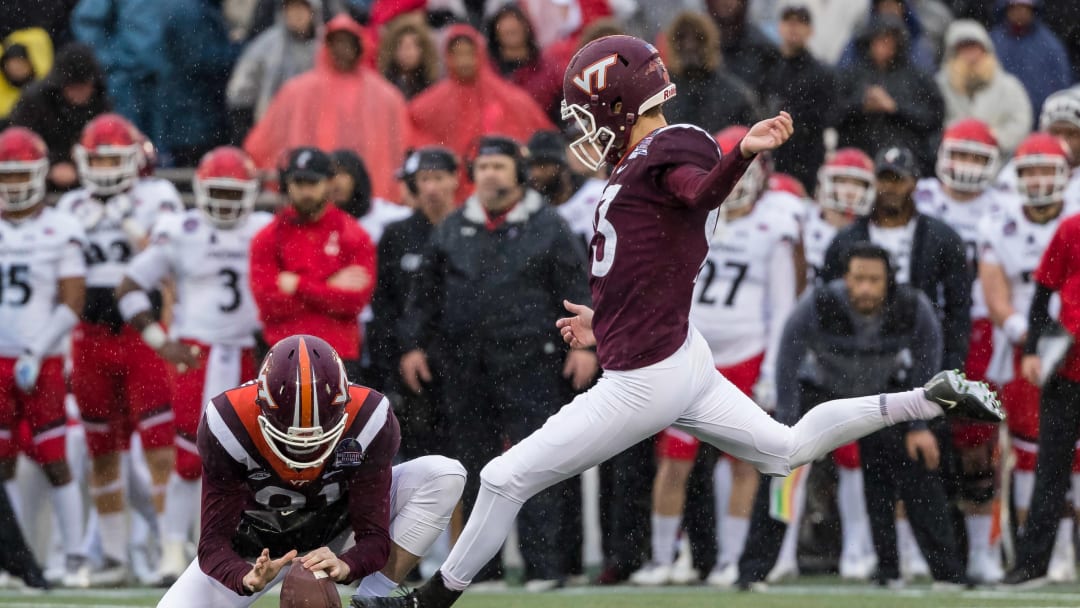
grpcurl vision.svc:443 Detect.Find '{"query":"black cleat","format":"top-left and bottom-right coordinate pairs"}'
top-left (923, 370), bottom-right (1004, 423)
top-left (1000, 567), bottom-right (1048, 589)
top-left (352, 571), bottom-right (462, 608)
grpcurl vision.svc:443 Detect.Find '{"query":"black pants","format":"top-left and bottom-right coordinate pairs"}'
top-left (1016, 374), bottom-right (1080, 574)
top-left (737, 472), bottom-right (788, 584)
top-left (598, 437), bottom-right (654, 580)
top-left (0, 485), bottom-right (45, 587)
top-left (859, 423), bottom-right (963, 583)
top-left (441, 340), bottom-right (572, 582)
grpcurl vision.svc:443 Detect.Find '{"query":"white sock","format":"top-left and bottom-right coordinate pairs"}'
top-left (1055, 518), bottom-right (1074, 555)
top-left (719, 516), bottom-right (750, 567)
top-left (882, 389), bottom-right (943, 426)
top-left (713, 459), bottom-right (732, 561)
top-left (49, 481), bottom-right (85, 556)
top-left (4, 479), bottom-right (23, 526)
top-left (837, 467), bottom-right (870, 560)
top-left (1072, 474), bottom-right (1080, 511)
top-left (163, 474), bottom-right (200, 544)
top-left (965, 514), bottom-right (991, 559)
top-left (356, 571), bottom-right (398, 597)
top-left (99, 511), bottom-right (129, 564)
top-left (650, 514), bottom-right (680, 565)
top-left (777, 516), bottom-right (799, 565)
top-left (441, 482), bottom-right (524, 590)
top-left (1014, 470), bottom-right (1035, 512)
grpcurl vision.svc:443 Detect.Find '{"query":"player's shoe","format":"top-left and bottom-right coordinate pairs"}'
top-left (87, 558), bottom-right (129, 587)
top-left (966, 550), bottom-right (1004, 585)
top-left (923, 370), bottom-right (1004, 423)
top-left (156, 540), bottom-right (188, 587)
top-left (1001, 567), bottom-right (1048, 589)
top-left (351, 570), bottom-right (462, 608)
top-left (60, 555), bottom-right (90, 588)
top-left (765, 557), bottom-right (798, 583)
top-left (1048, 532), bottom-right (1077, 583)
top-left (629, 562), bottom-right (674, 586)
top-left (705, 563), bottom-right (739, 588)
top-left (839, 553), bottom-right (876, 581)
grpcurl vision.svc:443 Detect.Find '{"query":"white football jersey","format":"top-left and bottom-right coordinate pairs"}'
top-left (56, 178), bottom-right (181, 288)
top-left (915, 178), bottom-right (1010, 319)
top-left (691, 193), bottom-right (800, 368)
top-left (801, 205), bottom-right (840, 282)
top-left (558, 177), bottom-right (606, 244)
top-left (0, 208), bottom-right (87, 357)
top-left (979, 201), bottom-right (1071, 319)
top-left (125, 210), bottom-right (273, 347)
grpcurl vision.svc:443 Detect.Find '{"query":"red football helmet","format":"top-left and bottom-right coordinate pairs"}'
top-left (715, 125), bottom-right (766, 212)
top-left (935, 119), bottom-right (999, 193)
top-left (769, 173), bottom-right (807, 198)
top-left (561, 35), bottom-right (676, 170)
top-left (1013, 132), bottom-right (1070, 207)
top-left (256, 335), bottom-right (351, 470)
top-left (73, 113), bottom-right (145, 196)
top-left (0, 127), bottom-right (48, 211)
top-left (817, 147), bottom-right (876, 217)
top-left (194, 146), bottom-right (259, 228)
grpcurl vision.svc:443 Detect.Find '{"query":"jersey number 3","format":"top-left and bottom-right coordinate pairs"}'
top-left (591, 185), bottom-right (621, 277)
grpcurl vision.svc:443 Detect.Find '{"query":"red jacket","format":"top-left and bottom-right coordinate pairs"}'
top-left (250, 205), bottom-right (375, 359)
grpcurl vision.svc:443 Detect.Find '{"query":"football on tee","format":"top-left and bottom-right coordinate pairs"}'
top-left (280, 564), bottom-right (342, 608)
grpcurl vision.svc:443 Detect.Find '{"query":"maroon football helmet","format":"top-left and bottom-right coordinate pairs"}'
top-left (561, 35), bottom-right (676, 170)
top-left (256, 335), bottom-right (351, 470)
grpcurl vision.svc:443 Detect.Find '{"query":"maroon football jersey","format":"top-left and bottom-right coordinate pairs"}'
top-left (195, 382), bottom-right (400, 594)
top-left (590, 125), bottom-right (751, 370)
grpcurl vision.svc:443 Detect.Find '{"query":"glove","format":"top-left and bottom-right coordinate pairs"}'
top-left (752, 378), bottom-right (776, 411)
top-left (14, 351), bottom-right (41, 393)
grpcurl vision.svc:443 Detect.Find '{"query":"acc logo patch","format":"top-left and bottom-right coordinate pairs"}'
top-left (334, 437), bottom-right (364, 468)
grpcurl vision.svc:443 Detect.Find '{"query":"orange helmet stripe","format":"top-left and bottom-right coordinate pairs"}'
top-left (297, 337), bottom-right (314, 428)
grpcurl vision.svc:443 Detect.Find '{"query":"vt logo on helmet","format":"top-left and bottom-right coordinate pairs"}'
top-left (256, 335), bottom-right (351, 470)
top-left (561, 35), bottom-right (677, 171)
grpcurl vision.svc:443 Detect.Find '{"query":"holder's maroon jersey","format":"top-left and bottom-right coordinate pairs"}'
top-left (589, 124), bottom-right (753, 370)
top-left (195, 382), bottom-right (400, 595)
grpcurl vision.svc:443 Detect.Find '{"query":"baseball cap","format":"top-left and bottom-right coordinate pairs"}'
top-left (780, 5), bottom-right (812, 23)
top-left (284, 147), bottom-right (332, 182)
top-left (527, 131), bottom-right (568, 166)
top-left (874, 146), bottom-right (919, 178)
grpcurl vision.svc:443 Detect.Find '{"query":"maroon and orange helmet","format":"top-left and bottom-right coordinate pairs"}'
top-left (256, 335), bottom-right (351, 470)
top-left (561, 35), bottom-right (676, 170)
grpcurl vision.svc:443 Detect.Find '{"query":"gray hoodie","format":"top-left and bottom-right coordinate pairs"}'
top-left (935, 19), bottom-right (1032, 153)
top-left (226, 0), bottom-right (323, 119)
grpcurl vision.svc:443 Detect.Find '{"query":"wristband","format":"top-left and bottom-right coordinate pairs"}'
top-left (141, 323), bottom-right (167, 350)
top-left (118, 289), bottom-right (153, 322)
top-left (1004, 312), bottom-right (1028, 345)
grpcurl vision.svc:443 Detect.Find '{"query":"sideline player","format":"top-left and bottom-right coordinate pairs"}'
top-left (56, 113), bottom-right (180, 584)
top-left (156, 335), bottom-right (465, 607)
top-left (353, 35), bottom-right (1003, 608)
top-left (116, 146), bottom-right (273, 583)
top-left (0, 126), bottom-right (89, 586)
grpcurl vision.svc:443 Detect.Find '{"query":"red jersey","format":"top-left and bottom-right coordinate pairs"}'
top-left (250, 205), bottom-right (375, 359)
top-left (196, 382), bottom-right (399, 594)
top-left (589, 125), bottom-right (753, 370)
top-left (1034, 213), bottom-right (1080, 381)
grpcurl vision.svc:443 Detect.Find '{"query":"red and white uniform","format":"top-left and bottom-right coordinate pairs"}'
top-left (659, 192), bottom-right (799, 460)
top-left (980, 202), bottom-right (1076, 470)
top-left (56, 178), bottom-right (180, 457)
top-left (0, 208), bottom-right (86, 464)
top-left (124, 209), bottom-right (273, 478)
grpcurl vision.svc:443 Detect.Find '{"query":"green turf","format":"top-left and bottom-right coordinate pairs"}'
top-left (4, 579), bottom-right (1080, 608)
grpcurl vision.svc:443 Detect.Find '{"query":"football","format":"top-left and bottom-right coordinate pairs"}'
top-left (279, 564), bottom-right (342, 608)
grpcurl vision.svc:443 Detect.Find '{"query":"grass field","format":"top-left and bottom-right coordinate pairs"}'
top-left (4, 579), bottom-right (1080, 608)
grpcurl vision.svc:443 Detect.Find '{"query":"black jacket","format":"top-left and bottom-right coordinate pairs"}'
top-left (8, 42), bottom-right (111, 165)
top-left (664, 69), bottom-right (761, 134)
top-left (369, 211), bottom-right (437, 388)
top-left (821, 213), bottom-right (971, 370)
top-left (832, 15), bottom-right (944, 175)
top-left (719, 22), bottom-right (781, 95)
top-left (400, 190), bottom-right (590, 361)
top-left (761, 49), bottom-right (837, 192)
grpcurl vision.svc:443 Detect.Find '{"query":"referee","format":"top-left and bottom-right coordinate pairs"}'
top-left (1005, 213), bottom-right (1080, 585)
